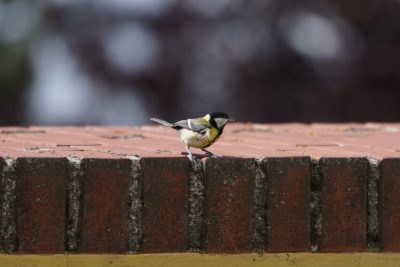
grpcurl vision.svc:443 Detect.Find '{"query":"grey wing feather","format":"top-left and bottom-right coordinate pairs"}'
top-left (173, 119), bottom-right (209, 133)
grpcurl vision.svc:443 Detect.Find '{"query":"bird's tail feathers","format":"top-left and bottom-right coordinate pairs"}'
top-left (150, 117), bottom-right (173, 127)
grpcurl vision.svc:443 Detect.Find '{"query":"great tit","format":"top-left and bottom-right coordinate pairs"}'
top-left (150, 112), bottom-right (233, 160)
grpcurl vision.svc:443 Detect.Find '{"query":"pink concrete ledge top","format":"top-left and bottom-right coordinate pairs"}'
top-left (0, 123), bottom-right (399, 159)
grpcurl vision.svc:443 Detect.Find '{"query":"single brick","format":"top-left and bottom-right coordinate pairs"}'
top-left (15, 157), bottom-right (67, 253)
top-left (319, 158), bottom-right (368, 252)
top-left (140, 157), bottom-right (189, 252)
top-left (204, 158), bottom-right (256, 253)
top-left (380, 158), bottom-right (400, 251)
top-left (80, 159), bottom-right (130, 253)
top-left (0, 158), bottom-right (5, 251)
top-left (264, 157), bottom-right (311, 252)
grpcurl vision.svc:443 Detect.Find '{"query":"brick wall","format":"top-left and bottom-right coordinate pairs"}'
top-left (0, 123), bottom-right (400, 253)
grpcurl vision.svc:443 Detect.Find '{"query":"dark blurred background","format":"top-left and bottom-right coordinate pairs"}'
top-left (1, 0), bottom-right (400, 125)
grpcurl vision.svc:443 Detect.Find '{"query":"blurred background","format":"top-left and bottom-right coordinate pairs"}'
top-left (1, 0), bottom-right (400, 126)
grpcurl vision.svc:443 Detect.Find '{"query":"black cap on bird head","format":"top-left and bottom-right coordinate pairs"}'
top-left (208, 111), bottom-right (232, 130)
top-left (209, 111), bottom-right (229, 120)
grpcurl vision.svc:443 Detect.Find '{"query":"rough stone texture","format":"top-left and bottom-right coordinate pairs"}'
top-left (140, 157), bottom-right (189, 252)
top-left (15, 157), bottom-right (67, 253)
top-left (204, 158), bottom-right (256, 253)
top-left (319, 158), bottom-right (369, 252)
top-left (310, 159), bottom-right (322, 252)
top-left (127, 157), bottom-right (142, 253)
top-left (0, 158), bottom-right (5, 251)
top-left (252, 159), bottom-right (267, 252)
top-left (367, 157), bottom-right (380, 251)
top-left (264, 157), bottom-right (311, 252)
top-left (188, 159), bottom-right (205, 251)
top-left (379, 158), bottom-right (400, 252)
top-left (1, 158), bottom-right (17, 253)
top-left (80, 159), bottom-right (131, 253)
top-left (65, 157), bottom-right (84, 252)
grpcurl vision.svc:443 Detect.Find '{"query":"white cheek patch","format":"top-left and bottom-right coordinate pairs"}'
top-left (215, 118), bottom-right (228, 129)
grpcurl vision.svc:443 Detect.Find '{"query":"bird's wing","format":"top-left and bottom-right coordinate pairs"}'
top-left (173, 119), bottom-right (209, 133)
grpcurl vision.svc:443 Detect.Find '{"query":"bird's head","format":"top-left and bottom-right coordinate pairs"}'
top-left (205, 112), bottom-right (233, 130)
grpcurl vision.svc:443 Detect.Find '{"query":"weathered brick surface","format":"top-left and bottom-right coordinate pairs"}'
top-left (204, 158), bottom-right (256, 253)
top-left (140, 157), bottom-right (189, 252)
top-left (264, 157), bottom-right (311, 252)
top-left (380, 158), bottom-right (400, 252)
top-left (15, 158), bottom-right (67, 253)
top-left (319, 158), bottom-right (369, 252)
top-left (0, 124), bottom-right (400, 253)
top-left (0, 157), bottom-right (5, 251)
top-left (80, 159), bottom-right (131, 253)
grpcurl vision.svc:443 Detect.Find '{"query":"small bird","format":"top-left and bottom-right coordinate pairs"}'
top-left (150, 112), bottom-right (233, 160)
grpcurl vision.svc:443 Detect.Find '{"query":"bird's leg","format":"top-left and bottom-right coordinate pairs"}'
top-left (202, 148), bottom-right (220, 158)
top-left (185, 145), bottom-right (195, 161)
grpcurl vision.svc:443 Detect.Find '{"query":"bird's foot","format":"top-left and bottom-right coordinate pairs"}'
top-left (181, 151), bottom-right (197, 161)
top-left (202, 149), bottom-right (221, 158)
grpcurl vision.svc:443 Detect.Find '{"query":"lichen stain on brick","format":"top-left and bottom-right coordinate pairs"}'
top-left (310, 159), bottom-right (322, 252)
top-left (252, 158), bottom-right (266, 252)
top-left (366, 157), bottom-right (380, 251)
top-left (65, 157), bottom-right (84, 252)
top-left (0, 158), bottom-right (17, 252)
top-left (188, 159), bottom-right (205, 251)
top-left (128, 157), bottom-right (142, 253)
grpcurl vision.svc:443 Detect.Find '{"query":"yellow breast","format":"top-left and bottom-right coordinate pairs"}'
top-left (205, 127), bottom-right (220, 147)
top-left (180, 127), bottom-right (221, 148)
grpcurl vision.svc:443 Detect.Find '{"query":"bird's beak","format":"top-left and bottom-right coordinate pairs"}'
top-left (228, 118), bottom-right (235, 122)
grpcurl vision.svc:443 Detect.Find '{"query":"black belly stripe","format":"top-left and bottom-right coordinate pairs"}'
top-left (203, 128), bottom-right (223, 148)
